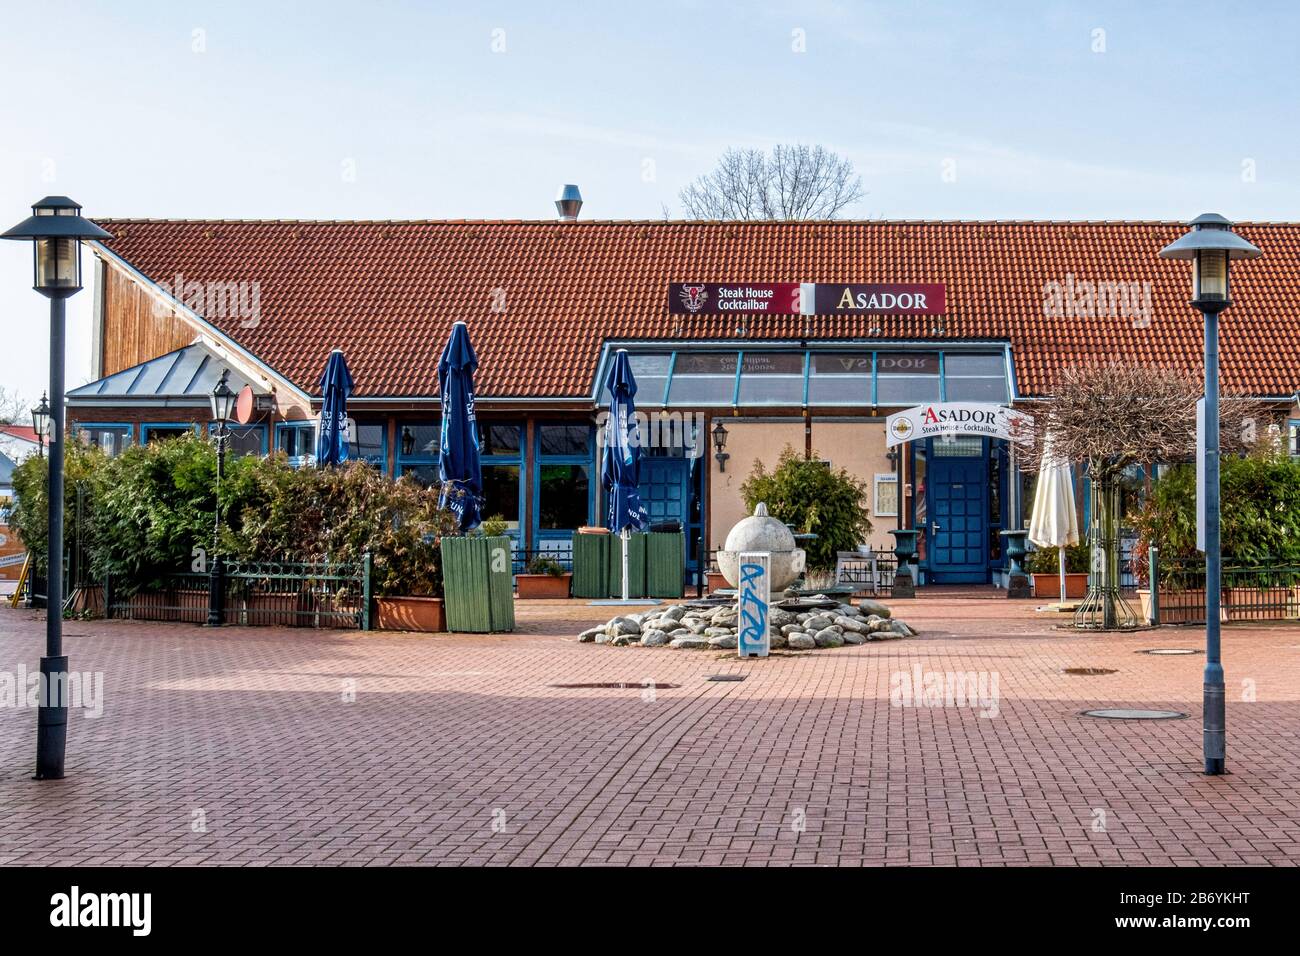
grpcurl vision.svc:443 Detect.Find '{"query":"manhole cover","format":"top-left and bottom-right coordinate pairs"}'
top-left (1082, 709), bottom-right (1187, 720)
top-left (1138, 648), bottom-right (1202, 656)
top-left (1063, 667), bottom-right (1117, 675)
top-left (706, 674), bottom-right (746, 682)
top-left (547, 682), bottom-right (680, 690)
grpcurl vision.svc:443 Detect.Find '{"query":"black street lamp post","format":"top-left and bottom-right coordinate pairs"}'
top-left (32, 392), bottom-right (51, 458)
top-left (207, 370), bottom-right (237, 627)
top-left (1159, 213), bottom-right (1262, 776)
top-left (2, 197), bottom-right (112, 780)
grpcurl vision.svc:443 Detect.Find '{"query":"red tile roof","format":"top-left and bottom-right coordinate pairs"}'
top-left (0, 425), bottom-right (40, 443)
top-left (95, 219), bottom-right (1300, 400)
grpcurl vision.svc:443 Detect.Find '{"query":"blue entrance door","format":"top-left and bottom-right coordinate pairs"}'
top-left (927, 445), bottom-right (989, 583)
top-left (638, 458), bottom-right (696, 587)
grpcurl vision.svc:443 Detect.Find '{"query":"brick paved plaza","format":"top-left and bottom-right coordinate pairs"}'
top-left (1, 595), bottom-right (1298, 866)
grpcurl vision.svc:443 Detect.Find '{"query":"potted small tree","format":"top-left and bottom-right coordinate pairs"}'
top-left (1027, 543), bottom-right (1090, 599)
top-left (515, 554), bottom-right (572, 599)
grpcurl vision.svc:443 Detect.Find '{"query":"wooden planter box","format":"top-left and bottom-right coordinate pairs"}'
top-left (127, 587), bottom-right (208, 623)
top-left (441, 535), bottom-right (515, 633)
top-left (375, 596), bottom-right (445, 632)
top-left (1031, 573), bottom-right (1089, 599)
top-left (515, 573), bottom-right (572, 599)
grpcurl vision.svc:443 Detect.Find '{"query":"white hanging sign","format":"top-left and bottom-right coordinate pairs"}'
top-left (886, 402), bottom-right (1034, 447)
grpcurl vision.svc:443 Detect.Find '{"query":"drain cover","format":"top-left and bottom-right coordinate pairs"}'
top-left (706, 674), bottom-right (746, 682)
top-left (1063, 667), bottom-right (1117, 675)
top-left (547, 682), bottom-right (680, 689)
top-left (1138, 648), bottom-right (1202, 655)
top-left (1083, 708), bottom-right (1187, 720)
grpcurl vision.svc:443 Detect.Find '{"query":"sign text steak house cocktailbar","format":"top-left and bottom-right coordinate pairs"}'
top-left (668, 283), bottom-right (946, 315)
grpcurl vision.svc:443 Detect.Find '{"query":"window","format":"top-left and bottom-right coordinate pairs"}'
top-left (737, 352), bottom-right (805, 406)
top-left (479, 423), bottom-right (521, 456)
top-left (944, 353), bottom-right (1009, 402)
top-left (666, 352), bottom-right (738, 406)
top-left (536, 422), bottom-right (592, 532)
top-left (482, 464), bottom-right (522, 530)
top-left (601, 353), bottom-right (670, 407)
top-left (141, 423), bottom-right (197, 445)
top-left (538, 464), bottom-right (590, 530)
top-left (349, 421), bottom-right (386, 469)
top-left (211, 423), bottom-right (266, 457)
top-left (808, 352), bottom-right (871, 406)
top-left (874, 473), bottom-right (899, 517)
top-left (276, 422), bottom-right (316, 465)
top-left (77, 424), bottom-right (132, 457)
top-left (876, 352), bottom-right (940, 405)
top-left (1290, 421), bottom-right (1300, 458)
top-left (538, 424), bottom-right (591, 457)
top-left (399, 423), bottom-right (440, 460)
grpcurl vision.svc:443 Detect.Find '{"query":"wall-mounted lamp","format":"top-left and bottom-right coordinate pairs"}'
top-left (712, 419), bottom-right (729, 472)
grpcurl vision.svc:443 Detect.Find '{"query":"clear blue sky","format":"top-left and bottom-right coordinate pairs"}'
top-left (2, 0), bottom-right (1298, 404)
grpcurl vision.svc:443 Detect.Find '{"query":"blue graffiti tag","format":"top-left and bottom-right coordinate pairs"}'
top-left (738, 562), bottom-right (768, 647)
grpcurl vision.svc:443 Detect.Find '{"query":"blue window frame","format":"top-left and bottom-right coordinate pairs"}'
top-left (75, 422), bottom-right (133, 456)
top-left (1289, 420), bottom-right (1300, 458)
top-left (141, 423), bottom-right (200, 445)
top-left (533, 422), bottom-right (594, 540)
top-left (275, 421), bottom-right (316, 466)
top-left (209, 422), bottom-right (267, 457)
top-left (396, 420), bottom-right (440, 486)
top-left (480, 423), bottom-right (524, 535)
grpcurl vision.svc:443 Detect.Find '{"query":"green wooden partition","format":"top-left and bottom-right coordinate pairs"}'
top-left (646, 532), bottom-right (686, 599)
top-left (606, 532), bottom-right (648, 599)
top-left (441, 535), bottom-right (515, 632)
top-left (572, 532), bottom-right (610, 598)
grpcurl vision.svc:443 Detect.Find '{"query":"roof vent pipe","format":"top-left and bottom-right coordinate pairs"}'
top-left (555, 184), bottom-right (583, 222)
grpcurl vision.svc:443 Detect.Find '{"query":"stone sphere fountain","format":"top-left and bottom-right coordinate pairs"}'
top-left (717, 502), bottom-right (807, 591)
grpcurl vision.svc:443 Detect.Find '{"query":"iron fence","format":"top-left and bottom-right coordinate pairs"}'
top-left (106, 557), bottom-right (371, 629)
top-left (1144, 555), bottom-right (1300, 624)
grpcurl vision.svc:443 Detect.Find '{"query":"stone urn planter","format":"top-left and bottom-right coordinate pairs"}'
top-left (375, 596), bottom-right (446, 632)
top-left (716, 503), bottom-right (806, 591)
top-left (515, 572), bottom-right (572, 599)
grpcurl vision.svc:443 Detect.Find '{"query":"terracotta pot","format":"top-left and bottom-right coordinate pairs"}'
top-left (515, 573), bottom-right (572, 599)
top-left (706, 571), bottom-right (729, 592)
top-left (375, 596), bottom-right (445, 632)
top-left (1031, 573), bottom-right (1089, 599)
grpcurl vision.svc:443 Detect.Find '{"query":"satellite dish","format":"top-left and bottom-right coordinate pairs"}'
top-left (235, 385), bottom-right (255, 424)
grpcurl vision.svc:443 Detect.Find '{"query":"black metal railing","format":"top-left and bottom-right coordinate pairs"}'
top-left (512, 546), bottom-right (573, 575)
top-left (1143, 554), bottom-right (1300, 624)
top-left (106, 557), bottom-right (371, 629)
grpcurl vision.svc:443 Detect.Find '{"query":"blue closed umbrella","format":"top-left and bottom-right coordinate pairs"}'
top-left (438, 321), bottom-right (482, 532)
top-left (316, 349), bottom-right (353, 467)
top-left (602, 349), bottom-right (648, 599)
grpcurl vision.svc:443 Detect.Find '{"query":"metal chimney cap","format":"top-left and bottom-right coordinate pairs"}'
top-left (555, 184), bottom-right (583, 221)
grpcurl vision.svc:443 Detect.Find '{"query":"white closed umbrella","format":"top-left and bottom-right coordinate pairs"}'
top-left (1028, 433), bottom-right (1080, 603)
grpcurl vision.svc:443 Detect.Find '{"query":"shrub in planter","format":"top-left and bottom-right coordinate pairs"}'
top-left (516, 555), bottom-right (572, 599)
top-left (740, 445), bottom-right (872, 571)
top-left (1025, 542), bottom-right (1090, 598)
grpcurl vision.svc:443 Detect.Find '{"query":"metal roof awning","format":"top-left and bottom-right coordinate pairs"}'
top-left (66, 342), bottom-right (272, 407)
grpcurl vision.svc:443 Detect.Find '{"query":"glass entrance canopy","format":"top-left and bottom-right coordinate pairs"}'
top-left (596, 345), bottom-right (1012, 408)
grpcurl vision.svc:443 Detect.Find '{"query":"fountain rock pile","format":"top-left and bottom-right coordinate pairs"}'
top-left (578, 597), bottom-right (916, 650)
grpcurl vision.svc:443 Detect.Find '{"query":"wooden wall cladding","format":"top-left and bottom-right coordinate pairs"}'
top-left (100, 264), bottom-right (197, 377)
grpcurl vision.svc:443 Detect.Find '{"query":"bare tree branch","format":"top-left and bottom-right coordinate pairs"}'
top-left (1020, 363), bottom-right (1272, 479)
top-left (679, 144), bottom-right (865, 220)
